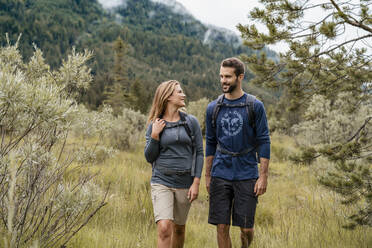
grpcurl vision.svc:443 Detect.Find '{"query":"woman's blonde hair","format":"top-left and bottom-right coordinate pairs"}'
top-left (147, 80), bottom-right (180, 124)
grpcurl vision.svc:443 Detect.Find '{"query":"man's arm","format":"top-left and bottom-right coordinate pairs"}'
top-left (254, 157), bottom-right (269, 196)
top-left (205, 156), bottom-right (214, 193)
top-left (253, 100), bottom-right (271, 196)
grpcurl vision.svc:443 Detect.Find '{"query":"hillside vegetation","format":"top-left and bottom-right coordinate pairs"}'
top-left (0, 0), bottom-right (278, 110)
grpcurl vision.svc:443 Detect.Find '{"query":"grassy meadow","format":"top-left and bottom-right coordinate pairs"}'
top-left (68, 134), bottom-right (372, 248)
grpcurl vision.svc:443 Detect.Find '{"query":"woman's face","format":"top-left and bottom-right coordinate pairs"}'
top-left (167, 84), bottom-right (186, 108)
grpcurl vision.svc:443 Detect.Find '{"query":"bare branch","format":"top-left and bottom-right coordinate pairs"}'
top-left (330, 0), bottom-right (372, 33)
top-left (347, 116), bottom-right (372, 143)
top-left (311, 34), bottom-right (372, 58)
top-left (60, 183), bottom-right (110, 247)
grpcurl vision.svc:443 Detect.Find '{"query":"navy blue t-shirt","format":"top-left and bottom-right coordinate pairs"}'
top-left (205, 93), bottom-right (270, 180)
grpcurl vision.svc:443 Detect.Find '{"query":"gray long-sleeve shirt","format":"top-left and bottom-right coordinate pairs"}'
top-left (144, 114), bottom-right (204, 188)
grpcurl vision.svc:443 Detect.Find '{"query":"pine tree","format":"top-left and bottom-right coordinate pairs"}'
top-left (238, 0), bottom-right (372, 228)
top-left (127, 79), bottom-right (150, 114)
top-left (113, 36), bottom-right (130, 92)
top-left (103, 82), bottom-right (126, 116)
top-left (104, 36), bottom-right (130, 115)
top-left (238, 0), bottom-right (371, 130)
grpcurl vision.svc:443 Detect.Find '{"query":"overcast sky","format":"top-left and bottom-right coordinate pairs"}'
top-left (176, 0), bottom-right (259, 34)
top-left (175, 0), bottom-right (371, 53)
top-left (98, 0), bottom-right (370, 53)
top-left (98, 0), bottom-right (260, 33)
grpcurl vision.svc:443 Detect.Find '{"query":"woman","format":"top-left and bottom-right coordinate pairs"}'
top-left (144, 80), bottom-right (204, 248)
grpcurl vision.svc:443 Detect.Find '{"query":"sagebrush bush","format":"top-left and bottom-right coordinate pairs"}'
top-left (72, 104), bottom-right (114, 139)
top-left (187, 97), bottom-right (209, 135)
top-left (108, 108), bottom-right (147, 150)
top-left (71, 104), bottom-right (117, 165)
top-left (270, 133), bottom-right (298, 162)
top-left (0, 37), bottom-right (108, 247)
top-left (291, 93), bottom-right (372, 228)
top-left (75, 145), bottom-right (117, 164)
top-left (292, 93), bottom-right (370, 147)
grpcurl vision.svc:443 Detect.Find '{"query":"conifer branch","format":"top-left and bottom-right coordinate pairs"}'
top-left (329, 0), bottom-right (372, 33)
top-left (311, 34), bottom-right (372, 58)
top-left (347, 116), bottom-right (372, 143)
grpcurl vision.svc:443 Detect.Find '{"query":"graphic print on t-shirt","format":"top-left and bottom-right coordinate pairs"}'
top-left (221, 110), bottom-right (243, 136)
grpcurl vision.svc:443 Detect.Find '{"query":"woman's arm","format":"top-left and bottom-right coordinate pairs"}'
top-left (190, 115), bottom-right (204, 178)
top-left (144, 123), bottom-right (161, 163)
top-left (188, 115), bottom-right (204, 202)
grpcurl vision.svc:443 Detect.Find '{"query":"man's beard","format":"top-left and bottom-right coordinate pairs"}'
top-left (222, 79), bottom-right (238, 93)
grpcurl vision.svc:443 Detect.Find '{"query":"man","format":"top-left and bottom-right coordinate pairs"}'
top-left (205, 57), bottom-right (270, 248)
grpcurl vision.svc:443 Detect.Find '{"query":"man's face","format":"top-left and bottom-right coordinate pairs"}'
top-left (220, 66), bottom-right (241, 93)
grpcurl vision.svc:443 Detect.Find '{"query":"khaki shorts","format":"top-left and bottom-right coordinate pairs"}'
top-left (151, 183), bottom-right (191, 225)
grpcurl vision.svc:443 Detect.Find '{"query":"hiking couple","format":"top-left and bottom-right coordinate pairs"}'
top-left (144, 57), bottom-right (271, 248)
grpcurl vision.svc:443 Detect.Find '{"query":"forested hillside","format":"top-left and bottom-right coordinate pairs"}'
top-left (0, 0), bottom-right (277, 111)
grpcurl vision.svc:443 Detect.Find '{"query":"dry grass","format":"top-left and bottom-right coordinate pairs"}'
top-left (67, 135), bottom-right (372, 248)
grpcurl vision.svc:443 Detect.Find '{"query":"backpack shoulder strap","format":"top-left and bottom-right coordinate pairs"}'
top-left (179, 111), bottom-right (193, 138)
top-left (245, 94), bottom-right (256, 129)
top-left (179, 111), bottom-right (197, 177)
top-left (211, 94), bottom-right (224, 128)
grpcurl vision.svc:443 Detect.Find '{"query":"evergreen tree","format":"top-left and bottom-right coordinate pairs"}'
top-left (0, 0), bottom-right (266, 110)
top-left (127, 79), bottom-right (150, 114)
top-left (103, 36), bottom-right (129, 115)
top-left (238, 0), bottom-right (371, 128)
top-left (103, 82), bottom-right (126, 116)
top-left (238, 0), bottom-right (371, 228)
top-left (112, 36), bottom-right (130, 93)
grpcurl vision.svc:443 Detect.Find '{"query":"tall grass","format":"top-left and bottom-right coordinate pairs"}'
top-left (68, 135), bottom-right (372, 248)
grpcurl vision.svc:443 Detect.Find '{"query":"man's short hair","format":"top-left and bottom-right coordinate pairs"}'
top-left (221, 57), bottom-right (245, 77)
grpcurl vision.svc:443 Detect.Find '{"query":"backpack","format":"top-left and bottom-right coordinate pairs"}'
top-left (155, 111), bottom-right (197, 176)
top-left (211, 93), bottom-right (257, 157)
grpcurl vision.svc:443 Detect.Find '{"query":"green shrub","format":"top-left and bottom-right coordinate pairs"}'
top-left (72, 104), bottom-right (114, 139)
top-left (187, 97), bottom-right (209, 135)
top-left (0, 38), bottom-right (108, 247)
top-left (108, 108), bottom-right (147, 150)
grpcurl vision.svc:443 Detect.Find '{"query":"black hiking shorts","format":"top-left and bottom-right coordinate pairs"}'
top-left (208, 177), bottom-right (258, 228)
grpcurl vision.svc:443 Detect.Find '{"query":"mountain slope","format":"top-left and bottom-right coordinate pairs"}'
top-left (0, 0), bottom-right (278, 109)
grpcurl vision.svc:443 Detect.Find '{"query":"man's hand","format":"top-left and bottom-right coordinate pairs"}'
top-left (254, 176), bottom-right (267, 196)
top-left (205, 156), bottom-right (214, 194)
top-left (205, 175), bottom-right (211, 194)
top-left (188, 178), bottom-right (200, 203)
top-left (255, 157), bottom-right (269, 196)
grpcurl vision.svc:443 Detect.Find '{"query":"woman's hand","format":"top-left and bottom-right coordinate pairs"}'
top-left (151, 118), bottom-right (165, 140)
top-left (188, 178), bottom-right (200, 203)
